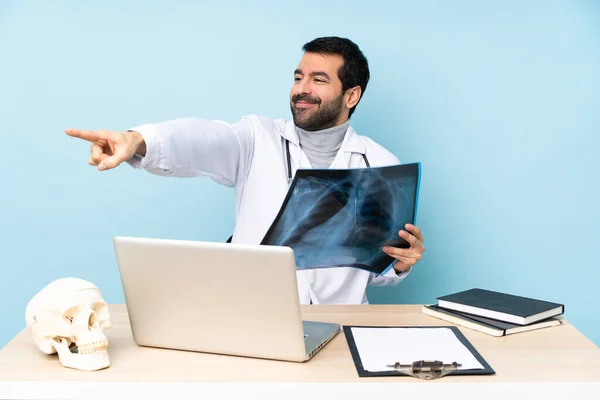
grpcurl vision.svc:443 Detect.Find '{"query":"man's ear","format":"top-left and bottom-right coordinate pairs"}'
top-left (345, 86), bottom-right (362, 109)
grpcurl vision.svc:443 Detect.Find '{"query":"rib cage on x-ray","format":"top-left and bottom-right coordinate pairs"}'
top-left (261, 163), bottom-right (420, 275)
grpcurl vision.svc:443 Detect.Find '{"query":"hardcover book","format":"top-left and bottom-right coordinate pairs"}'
top-left (422, 304), bottom-right (562, 337)
top-left (436, 288), bottom-right (564, 325)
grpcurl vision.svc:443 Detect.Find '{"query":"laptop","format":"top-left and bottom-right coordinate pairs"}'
top-left (112, 236), bottom-right (340, 362)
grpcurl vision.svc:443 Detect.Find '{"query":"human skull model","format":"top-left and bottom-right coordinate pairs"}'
top-left (25, 277), bottom-right (112, 371)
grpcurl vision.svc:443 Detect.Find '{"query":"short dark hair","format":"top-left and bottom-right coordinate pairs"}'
top-left (302, 36), bottom-right (370, 118)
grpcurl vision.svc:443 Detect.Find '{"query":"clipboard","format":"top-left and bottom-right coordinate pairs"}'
top-left (343, 325), bottom-right (495, 379)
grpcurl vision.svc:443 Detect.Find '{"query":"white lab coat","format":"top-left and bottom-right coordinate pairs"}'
top-left (127, 114), bottom-right (411, 304)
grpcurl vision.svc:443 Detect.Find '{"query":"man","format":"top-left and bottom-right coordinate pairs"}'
top-left (65, 36), bottom-right (425, 304)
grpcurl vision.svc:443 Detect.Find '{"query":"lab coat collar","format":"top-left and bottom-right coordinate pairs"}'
top-left (281, 120), bottom-right (366, 155)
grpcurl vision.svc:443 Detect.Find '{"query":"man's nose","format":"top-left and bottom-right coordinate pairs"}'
top-left (295, 78), bottom-right (311, 94)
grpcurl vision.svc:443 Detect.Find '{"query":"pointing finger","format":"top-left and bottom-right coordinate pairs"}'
top-left (64, 128), bottom-right (104, 143)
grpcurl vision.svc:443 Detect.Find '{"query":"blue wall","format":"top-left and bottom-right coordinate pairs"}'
top-left (1, 0), bottom-right (598, 349)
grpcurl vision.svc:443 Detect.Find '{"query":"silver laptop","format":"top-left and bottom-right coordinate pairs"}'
top-left (112, 236), bottom-right (340, 362)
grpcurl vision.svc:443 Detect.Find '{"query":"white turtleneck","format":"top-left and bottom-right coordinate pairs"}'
top-left (295, 120), bottom-right (350, 169)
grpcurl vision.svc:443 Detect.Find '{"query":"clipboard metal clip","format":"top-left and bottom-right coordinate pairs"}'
top-left (387, 360), bottom-right (461, 380)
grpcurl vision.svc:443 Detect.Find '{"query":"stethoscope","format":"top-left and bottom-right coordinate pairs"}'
top-left (285, 139), bottom-right (371, 183)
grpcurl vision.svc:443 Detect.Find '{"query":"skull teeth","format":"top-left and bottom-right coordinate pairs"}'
top-left (75, 340), bottom-right (109, 355)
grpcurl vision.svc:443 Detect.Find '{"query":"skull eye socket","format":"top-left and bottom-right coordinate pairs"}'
top-left (61, 302), bottom-right (108, 329)
top-left (92, 302), bottom-right (110, 328)
top-left (92, 302), bottom-right (109, 317)
top-left (62, 306), bottom-right (80, 325)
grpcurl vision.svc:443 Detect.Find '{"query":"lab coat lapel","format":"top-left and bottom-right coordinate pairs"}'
top-left (281, 121), bottom-right (312, 176)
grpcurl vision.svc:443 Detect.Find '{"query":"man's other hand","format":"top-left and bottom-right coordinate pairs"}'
top-left (382, 224), bottom-right (426, 273)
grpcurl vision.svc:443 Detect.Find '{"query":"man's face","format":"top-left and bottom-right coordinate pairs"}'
top-left (290, 52), bottom-right (347, 131)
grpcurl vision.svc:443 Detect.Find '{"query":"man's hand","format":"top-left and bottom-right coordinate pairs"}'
top-left (64, 128), bottom-right (146, 171)
top-left (382, 224), bottom-right (425, 273)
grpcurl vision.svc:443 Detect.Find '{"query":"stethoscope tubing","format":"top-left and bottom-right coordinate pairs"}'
top-left (285, 139), bottom-right (370, 183)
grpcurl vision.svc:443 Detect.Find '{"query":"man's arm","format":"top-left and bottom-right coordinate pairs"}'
top-left (65, 115), bottom-right (258, 187)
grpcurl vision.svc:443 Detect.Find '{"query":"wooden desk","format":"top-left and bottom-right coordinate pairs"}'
top-left (1, 304), bottom-right (599, 399)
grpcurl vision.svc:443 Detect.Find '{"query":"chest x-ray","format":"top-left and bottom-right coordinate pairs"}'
top-left (261, 163), bottom-right (421, 275)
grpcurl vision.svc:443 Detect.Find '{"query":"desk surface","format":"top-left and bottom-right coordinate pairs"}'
top-left (1, 304), bottom-right (599, 399)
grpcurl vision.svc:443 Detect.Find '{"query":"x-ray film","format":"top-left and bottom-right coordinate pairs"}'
top-left (261, 162), bottom-right (421, 275)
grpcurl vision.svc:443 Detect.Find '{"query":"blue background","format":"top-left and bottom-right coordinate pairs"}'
top-left (1, 0), bottom-right (598, 349)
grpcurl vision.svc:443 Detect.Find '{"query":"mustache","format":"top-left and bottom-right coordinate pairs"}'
top-left (292, 94), bottom-right (321, 104)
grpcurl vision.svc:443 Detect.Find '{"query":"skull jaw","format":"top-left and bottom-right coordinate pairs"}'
top-left (52, 338), bottom-right (110, 371)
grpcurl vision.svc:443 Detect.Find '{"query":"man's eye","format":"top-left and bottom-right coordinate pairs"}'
top-left (294, 77), bottom-right (302, 81)
top-left (315, 79), bottom-right (325, 83)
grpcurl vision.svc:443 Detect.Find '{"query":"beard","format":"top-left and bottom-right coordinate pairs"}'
top-left (290, 93), bottom-right (345, 131)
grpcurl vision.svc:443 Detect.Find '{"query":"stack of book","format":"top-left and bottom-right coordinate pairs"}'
top-left (422, 288), bottom-right (565, 337)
